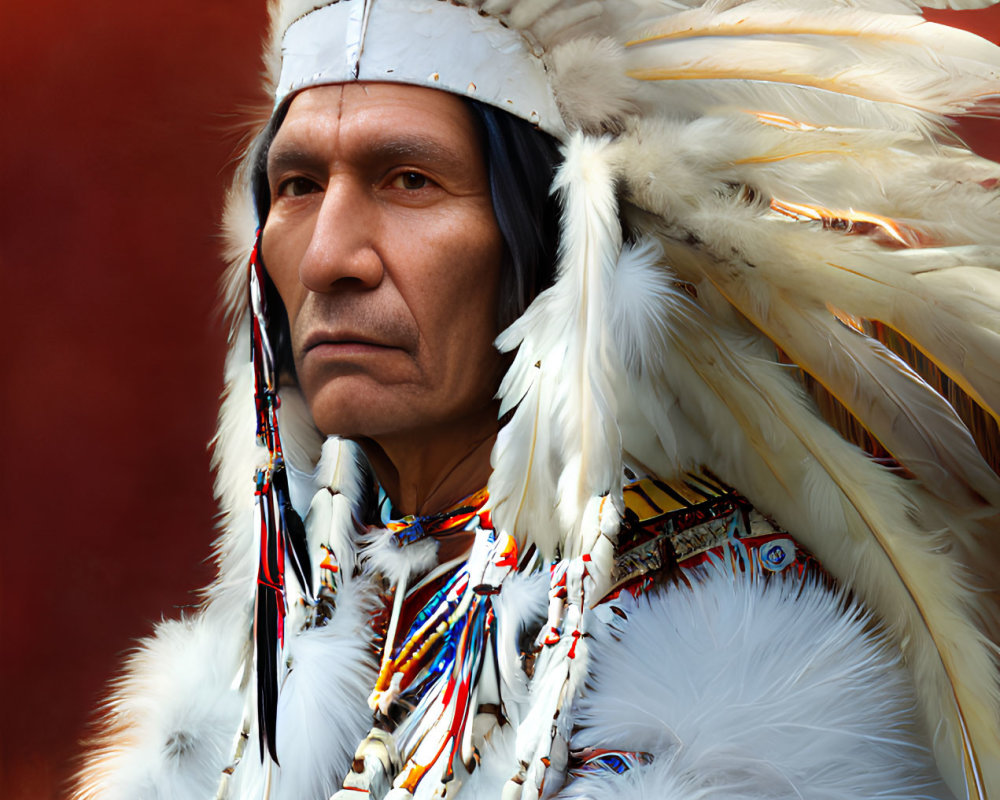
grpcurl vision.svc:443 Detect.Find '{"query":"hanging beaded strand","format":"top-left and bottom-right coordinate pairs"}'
top-left (248, 232), bottom-right (313, 765)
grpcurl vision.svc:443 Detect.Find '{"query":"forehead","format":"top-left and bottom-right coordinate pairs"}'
top-left (270, 82), bottom-right (483, 163)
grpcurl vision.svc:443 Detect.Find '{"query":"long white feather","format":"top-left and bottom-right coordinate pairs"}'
top-left (490, 133), bottom-right (625, 559)
top-left (626, 1), bottom-right (1000, 67)
top-left (703, 271), bottom-right (1000, 509)
top-left (623, 4), bottom-right (1000, 116)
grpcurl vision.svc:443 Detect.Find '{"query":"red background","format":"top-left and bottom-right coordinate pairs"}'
top-left (1, 5), bottom-right (998, 798)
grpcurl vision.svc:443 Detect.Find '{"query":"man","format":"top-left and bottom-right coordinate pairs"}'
top-left (74, 0), bottom-right (1000, 798)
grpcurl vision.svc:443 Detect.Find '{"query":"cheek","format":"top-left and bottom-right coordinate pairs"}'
top-left (422, 213), bottom-right (505, 386)
top-left (260, 218), bottom-right (307, 323)
top-left (418, 208), bottom-right (503, 316)
top-left (457, 218), bottom-right (504, 334)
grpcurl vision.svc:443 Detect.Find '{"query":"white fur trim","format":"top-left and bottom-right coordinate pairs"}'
top-left (267, 582), bottom-right (379, 800)
top-left (562, 565), bottom-right (951, 799)
top-left (359, 526), bottom-right (438, 585)
top-left (70, 613), bottom-right (245, 800)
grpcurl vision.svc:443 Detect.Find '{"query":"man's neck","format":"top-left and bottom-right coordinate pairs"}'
top-left (356, 407), bottom-right (499, 518)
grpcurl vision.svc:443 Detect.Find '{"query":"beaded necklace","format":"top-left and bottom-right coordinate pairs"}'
top-left (334, 489), bottom-right (520, 799)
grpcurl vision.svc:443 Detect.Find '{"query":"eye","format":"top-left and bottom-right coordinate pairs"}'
top-left (391, 171), bottom-right (429, 191)
top-left (276, 176), bottom-right (320, 198)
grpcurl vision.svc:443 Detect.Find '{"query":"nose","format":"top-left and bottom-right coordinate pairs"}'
top-left (298, 178), bottom-right (384, 293)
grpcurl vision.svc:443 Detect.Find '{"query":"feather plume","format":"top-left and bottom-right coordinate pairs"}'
top-left (607, 238), bottom-right (709, 476)
top-left (492, 570), bottom-right (550, 711)
top-left (643, 115), bottom-right (1000, 247)
top-left (626, 1), bottom-right (1000, 67)
top-left (623, 5), bottom-right (1000, 116)
top-left (489, 340), bottom-right (563, 554)
top-left (358, 527), bottom-right (438, 585)
top-left (707, 275), bottom-right (1000, 510)
top-left (688, 220), bottom-right (1000, 425)
top-left (270, 583), bottom-right (377, 800)
top-left (490, 133), bottom-right (625, 559)
top-left (606, 104), bottom-right (1000, 425)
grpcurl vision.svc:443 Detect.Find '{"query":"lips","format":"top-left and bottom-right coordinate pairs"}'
top-left (301, 329), bottom-right (393, 352)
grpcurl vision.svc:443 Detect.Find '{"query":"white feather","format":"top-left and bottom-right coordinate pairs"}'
top-left (724, 291), bottom-right (1000, 509)
top-left (490, 324), bottom-right (563, 551)
top-left (207, 354), bottom-right (268, 613)
top-left (597, 231), bottom-right (1000, 795)
top-left (490, 133), bottom-right (625, 559)
top-left (624, 6), bottom-right (1000, 117)
top-left (608, 238), bottom-right (708, 475)
top-left (276, 388), bottom-right (325, 473)
top-left (493, 570), bottom-right (550, 711)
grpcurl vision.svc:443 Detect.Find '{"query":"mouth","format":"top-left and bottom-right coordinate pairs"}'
top-left (302, 330), bottom-right (398, 354)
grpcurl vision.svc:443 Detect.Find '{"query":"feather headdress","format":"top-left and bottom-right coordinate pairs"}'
top-left (208, 0), bottom-right (1000, 797)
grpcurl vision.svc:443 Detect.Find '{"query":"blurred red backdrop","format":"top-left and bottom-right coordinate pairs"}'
top-left (1, 4), bottom-right (997, 798)
top-left (1, 3), bottom-right (266, 797)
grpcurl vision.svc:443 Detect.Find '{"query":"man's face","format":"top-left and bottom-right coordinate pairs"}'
top-left (262, 83), bottom-right (505, 444)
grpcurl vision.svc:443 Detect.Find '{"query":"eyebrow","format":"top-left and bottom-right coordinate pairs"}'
top-left (266, 144), bottom-right (327, 179)
top-left (266, 134), bottom-right (471, 178)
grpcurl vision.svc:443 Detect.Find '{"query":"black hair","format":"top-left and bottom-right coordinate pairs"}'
top-left (465, 99), bottom-right (562, 329)
top-left (249, 95), bottom-right (563, 373)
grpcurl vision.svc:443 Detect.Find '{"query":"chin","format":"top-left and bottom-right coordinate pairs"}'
top-left (304, 385), bottom-right (406, 440)
top-left (309, 403), bottom-right (389, 440)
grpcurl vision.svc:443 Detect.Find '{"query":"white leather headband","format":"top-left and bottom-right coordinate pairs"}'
top-left (276, 0), bottom-right (566, 135)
